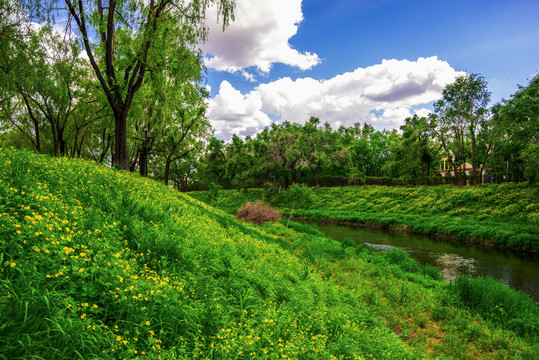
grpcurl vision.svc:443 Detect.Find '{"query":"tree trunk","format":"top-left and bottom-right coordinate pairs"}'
top-left (77, 132), bottom-right (86, 158)
top-left (129, 156), bottom-right (138, 172)
top-left (510, 153), bottom-right (514, 182)
top-left (164, 157), bottom-right (172, 186)
top-left (20, 91), bottom-right (41, 152)
top-left (140, 150), bottom-right (147, 177)
top-left (59, 128), bottom-right (67, 156)
top-left (290, 163), bottom-right (298, 184)
top-left (455, 133), bottom-right (463, 187)
top-left (98, 132), bottom-right (112, 164)
top-left (113, 108), bottom-right (129, 170)
top-left (480, 140), bottom-right (493, 184)
top-left (315, 164), bottom-right (320, 189)
top-left (494, 156), bottom-right (499, 184)
top-left (33, 118), bottom-right (41, 153)
top-left (461, 133), bottom-right (466, 186)
top-left (71, 128), bottom-right (79, 158)
top-left (45, 112), bottom-right (59, 156)
top-left (471, 133), bottom-right (477, 186)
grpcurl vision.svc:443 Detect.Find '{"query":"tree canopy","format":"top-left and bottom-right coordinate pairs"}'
top-left (29, 0), bottom-right (235, 169)
top-left (1, 5), bottom-right (537, 189)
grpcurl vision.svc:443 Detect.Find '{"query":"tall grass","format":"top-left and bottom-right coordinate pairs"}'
top-left (1, 148), bottom-right (417, 359)
top-left (450, 276), bottom-right (539, 339)
top-left (192, 185), bottom-right (539, 358)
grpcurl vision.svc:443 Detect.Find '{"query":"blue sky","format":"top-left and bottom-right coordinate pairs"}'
top-left (202, 0), bottom-right (539, 139)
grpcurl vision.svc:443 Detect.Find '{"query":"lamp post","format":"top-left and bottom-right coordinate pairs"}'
top-left (141, 129), bottom-right (153, 177)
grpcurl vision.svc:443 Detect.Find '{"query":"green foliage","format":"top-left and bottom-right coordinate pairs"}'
top-left (384, 248), bottom-right (442, 283)
top-left (187, 73), bottom-right (535, 190)
top-left (199, 183), bottom-right (539, 251)
top-left (386, 115), bottom-right (435, 183)
top-left (2, 147), bottom-right (424, 359)
top-left (208, 182), bottom-right (222, 204)
top-left (4, 147), bottom-right (538, 359)
top-left (280, 220), bottom-right (325, 237)
top-left (449, 276), bottom-right (539, 339)
top-left (281, 183), bottom-right (314, 210)
top-left (433, 73), bottom-right (491, 186)
top-left (523, 142), bottom-right (539, 185)
top-left (496, 75), bottom-right (539, 185)
top-left (262, 181), bottom-right (281, 202)
top-left (194, 183), bottom-right (539, 358)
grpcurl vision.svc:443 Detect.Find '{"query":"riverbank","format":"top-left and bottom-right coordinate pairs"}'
top-left (2, 148), bottom-right (537, 359)
top-left (190, 184), bottom-right (539, 254)
top-left (307, 220), bottom-right (539, 302)
top-left (286, 212), bottom-right (538, 256)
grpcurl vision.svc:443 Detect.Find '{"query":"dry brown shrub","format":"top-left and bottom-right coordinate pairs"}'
top-left (236, 200), bottom-right (281, 224)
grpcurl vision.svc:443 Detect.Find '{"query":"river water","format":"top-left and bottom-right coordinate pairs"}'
top-left (313, 223), bottom-right (539, 302)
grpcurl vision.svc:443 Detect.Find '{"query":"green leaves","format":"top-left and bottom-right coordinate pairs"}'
top-left (495, 75), bottom-right (539, 184)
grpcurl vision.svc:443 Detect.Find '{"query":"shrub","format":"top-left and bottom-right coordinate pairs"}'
top-left (385, 248), bottom-right (421, 273)
top-left (341, 238), bottom-right (357, 248)
top-left (208, 183), bottom-right (222, 204)
top-left (282, 183), bottom-right (314, 209)
top-left (236, 200), bottom-right (281, 224)
top-left (263, 181), bottom-right (282, 202)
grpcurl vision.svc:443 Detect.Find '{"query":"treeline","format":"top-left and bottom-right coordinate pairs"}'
top-left (0, 0), bottom-right (233, 174)
top-left (193, 73), bottom-right (538, 190)
top-left (1, 2), bottom-right (537, 189)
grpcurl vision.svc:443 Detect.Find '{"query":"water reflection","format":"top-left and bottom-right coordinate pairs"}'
top-left (313, 222), bottom-right (539, 302)
top-left (364, 243), bottom-right (395, 251)
top-left (433, 253), bottom-right (477, 280)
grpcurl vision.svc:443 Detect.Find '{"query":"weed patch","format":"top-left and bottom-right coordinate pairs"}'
top-left (236, 200), bottom-right (281, 224)
top-left (449, 276), bottom-right (539, 339)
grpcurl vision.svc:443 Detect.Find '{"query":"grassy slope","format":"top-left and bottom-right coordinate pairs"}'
top-left (191, 185), bottom-right (539, 252)
top-left (1, 148), bottom-right (537, 360)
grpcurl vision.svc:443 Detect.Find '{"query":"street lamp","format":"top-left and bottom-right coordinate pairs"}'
top-left (141, 129), bottom-right (153, 177)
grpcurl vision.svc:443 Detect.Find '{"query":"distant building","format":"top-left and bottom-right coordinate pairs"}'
top-left (434, 160), bottom-right (475, 177)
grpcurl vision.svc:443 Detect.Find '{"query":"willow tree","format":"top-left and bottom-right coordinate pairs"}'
top-left (434, 73), bottom-right (490, 185)
top-left (31, 0), bottom-right (234, 169)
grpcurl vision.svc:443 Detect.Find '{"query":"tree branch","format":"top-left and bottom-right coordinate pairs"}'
top-left (64, 0), bottom-right (115, 109)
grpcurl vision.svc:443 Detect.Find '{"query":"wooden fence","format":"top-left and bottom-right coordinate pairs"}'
top-left (183, 174), bottom-right (506, 192)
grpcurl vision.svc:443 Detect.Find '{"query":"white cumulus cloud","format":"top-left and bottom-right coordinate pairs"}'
top-left (208, 57), bottom-right (463, 140)
top-left (206, 81), bottom-right (273, 139)
top-left (203, 0), bottom-right (320, 76)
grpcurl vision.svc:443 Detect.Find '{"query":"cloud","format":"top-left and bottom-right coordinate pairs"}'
top-left (203, 0), bottom-right (320, 76)
top-left (208, 57), bottom-right (463, 140)
top-left (206, 81), bottom-right (272, 139)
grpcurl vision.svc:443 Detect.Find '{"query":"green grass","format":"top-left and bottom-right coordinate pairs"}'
top-left (450, 276), bottom-right (538, 339)
top-left (1, 147), bottom-right (538, 359)
top-left (191, 184), bottom-right (539, 252)
top-left (0, 148), bottom-right (413, 359)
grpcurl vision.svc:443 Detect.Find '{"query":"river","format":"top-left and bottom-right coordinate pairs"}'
top-left (313, 222), bottom-right (539, 302)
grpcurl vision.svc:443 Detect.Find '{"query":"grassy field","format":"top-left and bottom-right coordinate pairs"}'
top-left (191, 184), bottom-right (539, 253)
top-left (1, 147), bottom-right (538, 359)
